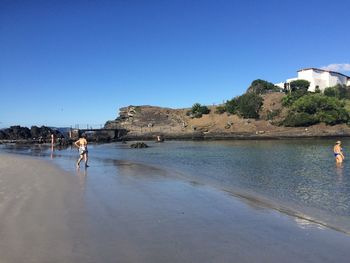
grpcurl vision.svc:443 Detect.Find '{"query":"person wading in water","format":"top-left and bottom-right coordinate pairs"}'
top-left (333, 140), bottom-right (345, 164)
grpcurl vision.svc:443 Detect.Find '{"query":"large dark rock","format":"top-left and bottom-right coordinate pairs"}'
top-left (0, 130), bottom-right (6, 140)
top-left (0, 125), bottom-right (64, 142)
top-left (130, 142), bottom-right (149, 148)
top-left (30, 126), bottom-right (63, 140)
top-left (30, 126), bottom-right (41, 138)
top-left (7, 126), bottom-right (31, 140)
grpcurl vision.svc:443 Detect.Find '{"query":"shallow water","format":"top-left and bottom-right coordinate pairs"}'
top-left (2, 139), bottom-right (350, 233)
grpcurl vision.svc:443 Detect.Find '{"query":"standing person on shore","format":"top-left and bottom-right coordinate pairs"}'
top-left (51, 133), bottom-right (55, 146)
top-left (75, 133), bottom-right (89, 168)
top-left (333, 140), bottom-right (344, 164)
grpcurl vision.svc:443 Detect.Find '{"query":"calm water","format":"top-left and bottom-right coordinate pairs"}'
top-left (1, 139), bottom-right (350, 233)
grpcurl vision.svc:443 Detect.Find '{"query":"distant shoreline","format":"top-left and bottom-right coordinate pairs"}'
top-left (121, 131), bottom-right (350, 141)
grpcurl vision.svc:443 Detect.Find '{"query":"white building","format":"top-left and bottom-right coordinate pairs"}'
top-left (275, 68), bottom-right (350, 92)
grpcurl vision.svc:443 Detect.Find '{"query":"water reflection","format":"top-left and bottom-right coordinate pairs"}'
top-left (50, 145), bottom-right (54, 159)
top-left (294, 217), bottom-right (326, 231)
top-left (335, 163), bottom-right (344, 183)
top-left (110, 159), bottom-right (168, 179)
top-left (1, 139), bottom-right (350, 232)
top-left (76, 166), bottom-right (88, 191)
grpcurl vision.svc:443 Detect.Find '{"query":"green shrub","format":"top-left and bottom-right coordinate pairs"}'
top-left (191, 103), bottom-right (202, 113)
top-left (189, 103), bottom-right (210, 118)
top-left (199, 105), bottom-right (210, 114)
top-left (282, 90), bottom-right (307, 106)
top-left (292, 95), bottom-right (319, 114)
top-left (266, 109), bottom-right (281, 120)
top-left (223, 93), bottom-right (263, 118)
top-left (283, 94), bottom-right (349, 126)
top-left (324, 85), bottom-right (350, 99)
top-left (324, 86), bottom-right (340, 98)
top-left (338, 85), bottom-right (350, 99)
top-left (236, 93), bottom-right (263, 119)
top-left (225, 98), bottom-right (238, 114)
top-left (292, 94), bottom-right (343, 114)
top-left (283, 112), bottom-right (318, 127)
top-left (316, 109), bottom-right (348, 125)
top-left (343, 100), bottom-right (350, 113)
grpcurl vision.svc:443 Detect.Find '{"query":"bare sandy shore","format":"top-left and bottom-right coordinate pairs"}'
top-left (0, 153), bottom-right (350, 263)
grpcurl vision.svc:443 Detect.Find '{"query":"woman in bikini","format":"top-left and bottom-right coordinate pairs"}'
top-left (75, 133), bottom-right (89, 168)
top-left (333, 140), bottom-right (344, 164)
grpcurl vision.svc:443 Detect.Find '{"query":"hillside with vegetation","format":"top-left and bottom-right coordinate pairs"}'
top-left (105, 79), bottom-right (350, 139)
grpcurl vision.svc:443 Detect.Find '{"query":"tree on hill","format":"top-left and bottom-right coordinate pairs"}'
top-left (236, 93), bottom-right (264, 119)
top-left (219, 93), bottom-right (263, 119)
top-left (289, 79), bottom-right (310, 93)
top-left (282, 79), bottom-right (311, 106)
top-left (218, 80), bottom-right (267, 117)
top-left (225, 97), bottom-right (239, 114)
top-left (187, 103), bottom-right (210, 118)
top-left (246, 79), bottom-right (280, 94)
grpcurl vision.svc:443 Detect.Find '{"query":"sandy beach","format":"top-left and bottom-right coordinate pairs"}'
top-left (0, 153), bottom-right (350, 263)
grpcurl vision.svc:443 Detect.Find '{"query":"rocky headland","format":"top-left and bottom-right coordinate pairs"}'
top-left (105, 93), bottom-right (350, 140)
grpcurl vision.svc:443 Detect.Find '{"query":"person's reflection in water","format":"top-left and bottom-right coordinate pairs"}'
top-left (50, 145), bottom-right (54, 159)
top-left (335, 162), bottom-right (344, 183)
top-left (76, 166), bottom-right (88, 192)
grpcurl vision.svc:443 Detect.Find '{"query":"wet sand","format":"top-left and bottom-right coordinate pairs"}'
top-left (0, 153), bottom-right (350, 263)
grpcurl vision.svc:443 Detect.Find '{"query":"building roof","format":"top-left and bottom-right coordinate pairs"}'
top-left (297, 68), bottom-right (350, 79)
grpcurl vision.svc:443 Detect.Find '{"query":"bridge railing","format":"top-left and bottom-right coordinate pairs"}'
top-left (70, 124), bottom-right (105, 129)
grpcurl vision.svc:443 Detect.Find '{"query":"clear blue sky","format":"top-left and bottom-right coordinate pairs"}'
top-left (1, 0), bottom-right (349, 128)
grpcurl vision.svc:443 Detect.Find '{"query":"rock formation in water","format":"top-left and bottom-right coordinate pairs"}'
top-left (130, 142), bottom-right (149, 148)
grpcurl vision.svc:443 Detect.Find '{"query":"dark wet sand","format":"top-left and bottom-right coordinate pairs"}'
top-left (0, 153), bottom-right (350, 263)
